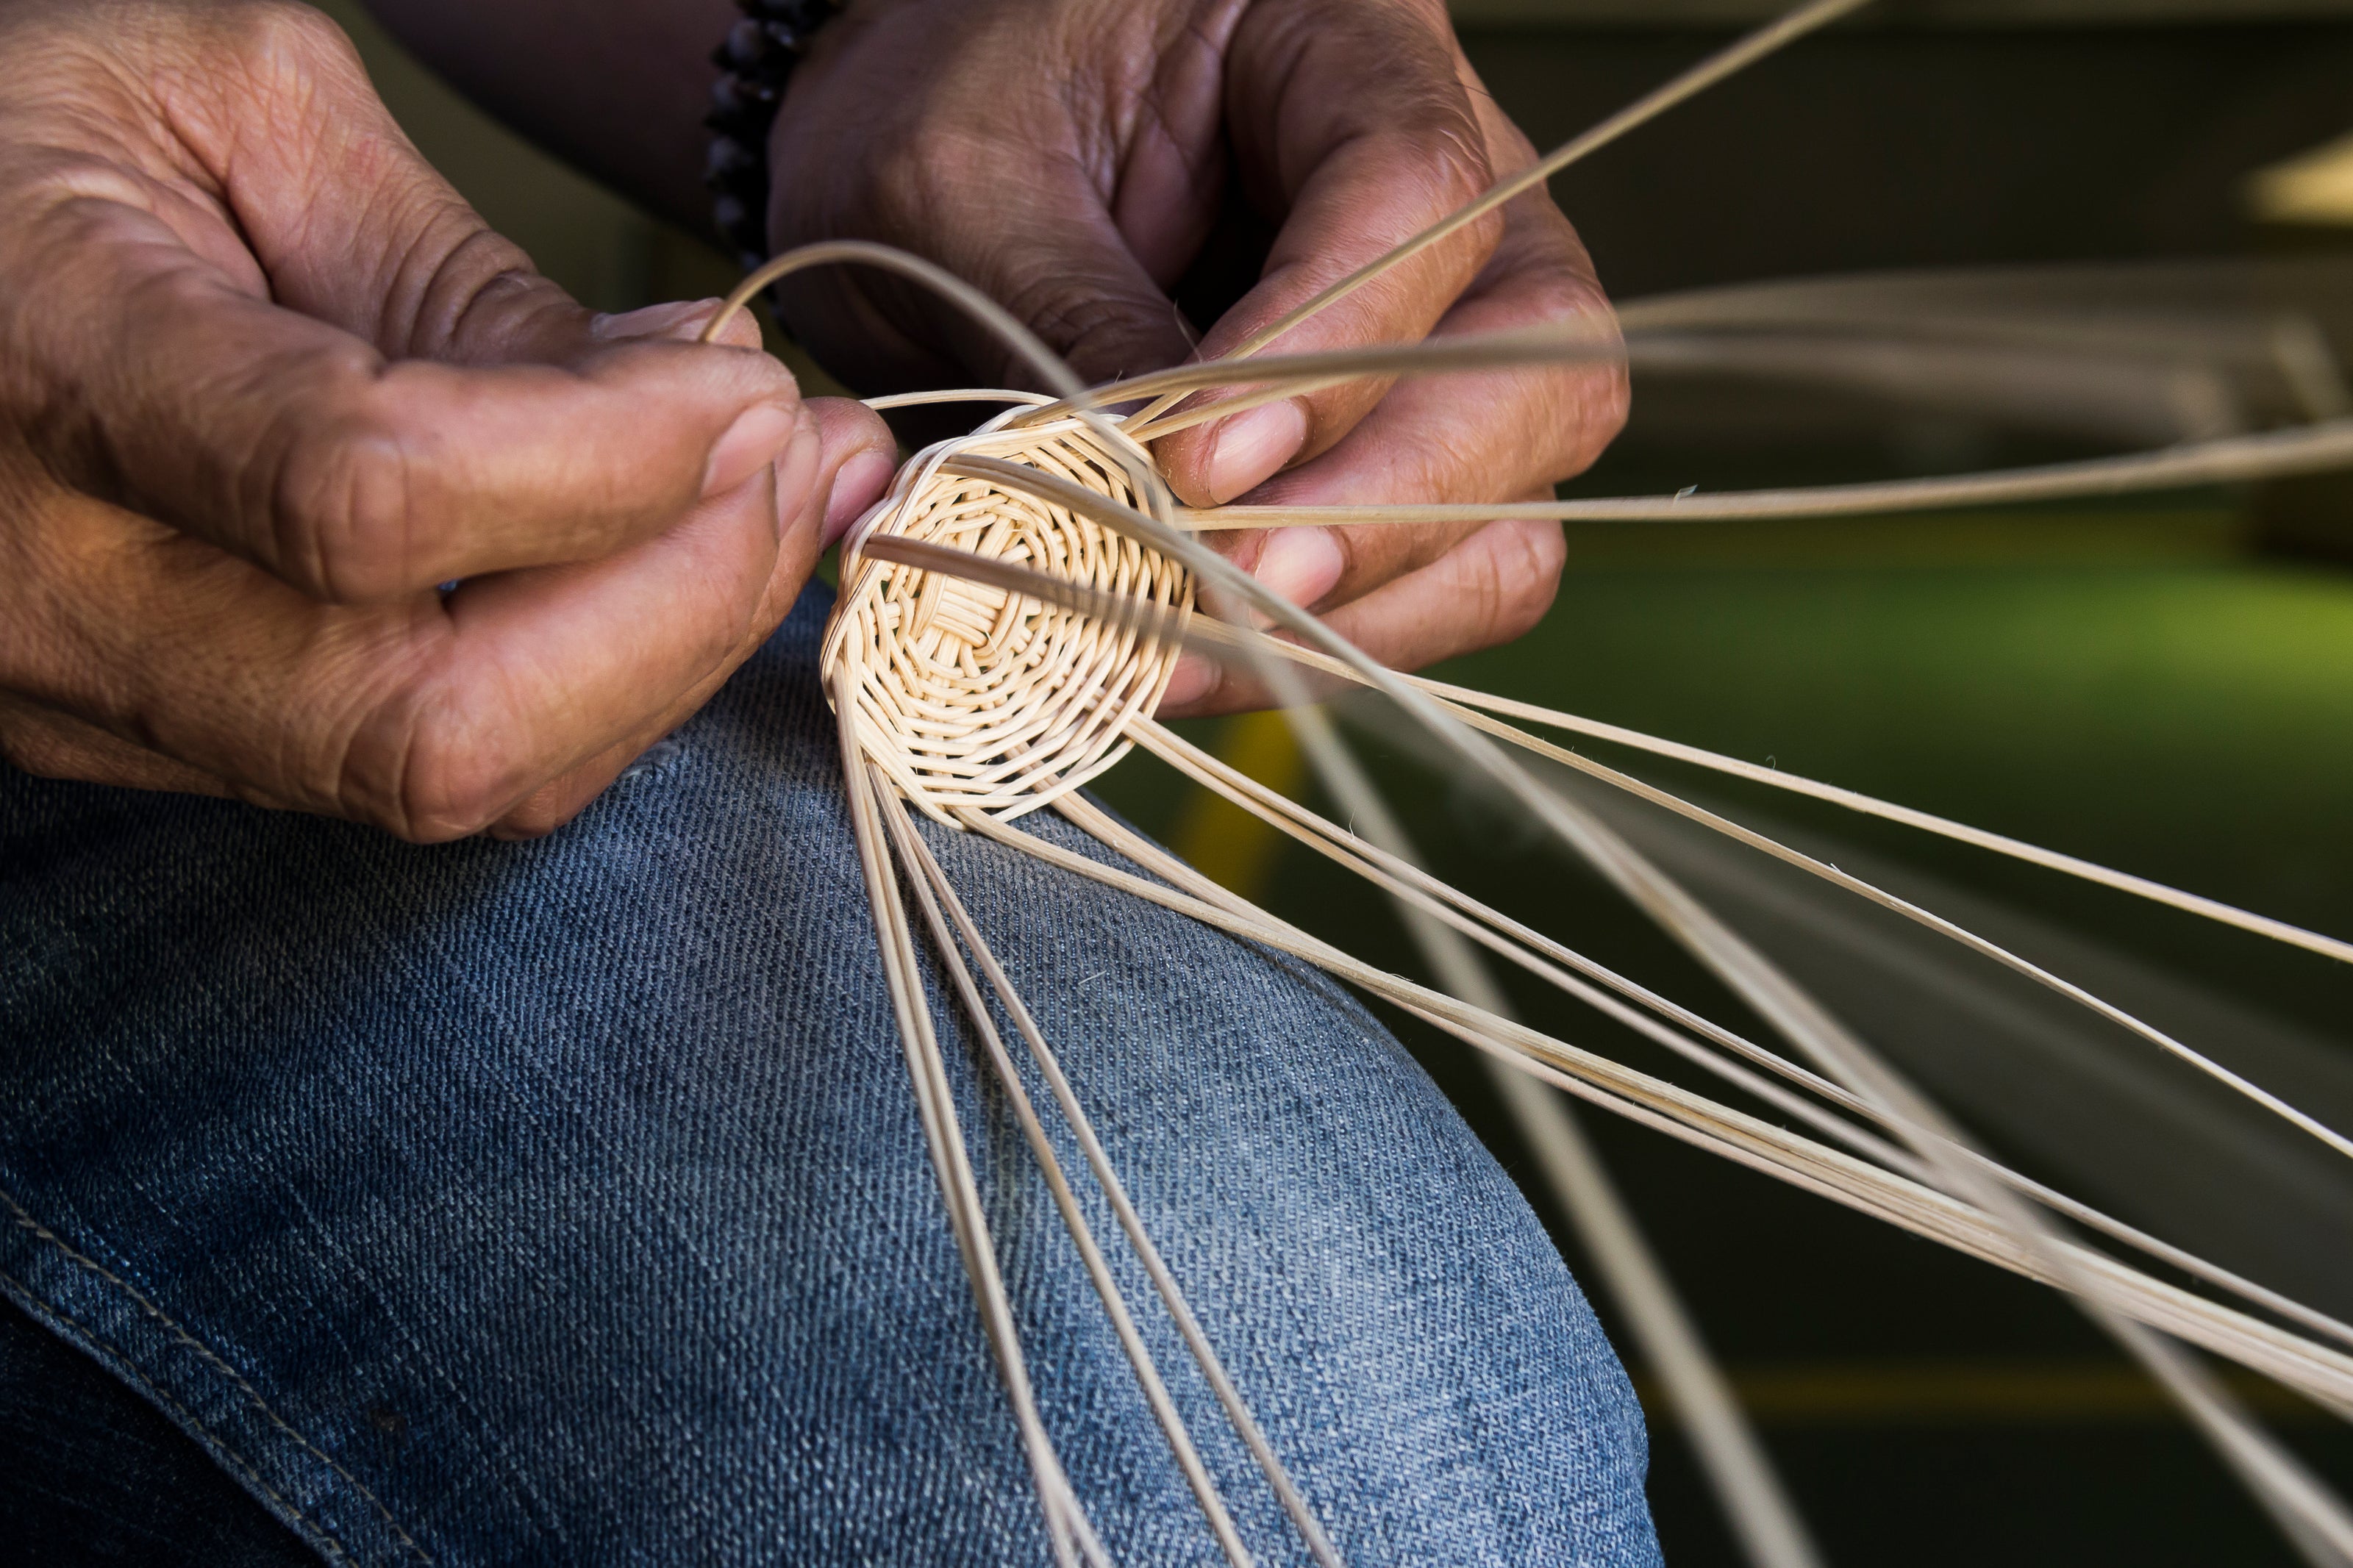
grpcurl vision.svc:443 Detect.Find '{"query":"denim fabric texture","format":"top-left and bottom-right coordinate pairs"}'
top-left (0, 1287), bottom-right (321, 1565)
top-left (0, 581), bottom-right (1660, 1567)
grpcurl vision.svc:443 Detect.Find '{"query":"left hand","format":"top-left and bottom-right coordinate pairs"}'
top-left (765, 0), bottom-right (1628, 714)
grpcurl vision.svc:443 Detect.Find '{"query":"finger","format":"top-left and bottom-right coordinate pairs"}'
top-left (1187, 50), bottom-right (1624, 621)
top-left (160, 448), bottom-right (799, 838)
top-left (0, 692), bottom-right (234, 799)
top-left (1238, 218), bottom-right (1621, 611)
top-left (1158, 510), bottom-right (1565, 717)
top-left (393, 409), bottom-right (836, 840)
top-left (379, 448), bottom-right (797, 839)
top-left (1152, 0), bottom-right (1502, 506)
top-left (1170, 208), bottom-right (1612, 627)
top-left (804, 394), bottom-right (903, 546)
top-left (1315, 510), bottom-right (1567, 673)
top-left (488, 395), bottom-right (896, 837)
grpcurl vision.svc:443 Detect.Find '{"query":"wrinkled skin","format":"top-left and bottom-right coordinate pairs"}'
top-left (768, 0), bottom-right (1629, 712)
top-left (0, 0), bottom-right (897, 840)
top-left (1, 0), bottom-right (1628, 839)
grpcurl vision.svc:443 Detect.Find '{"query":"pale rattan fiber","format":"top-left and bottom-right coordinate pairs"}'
top-left (823, 407), bottom-right (1193, 826)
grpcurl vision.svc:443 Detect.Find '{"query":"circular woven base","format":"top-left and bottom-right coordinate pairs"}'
top-left (823, 409), bottom-right (1193, 824)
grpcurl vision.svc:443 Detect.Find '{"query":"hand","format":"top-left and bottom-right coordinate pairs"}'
top-left (0, 0), bottom-right (895, 840)
top-left (766, 0), bottom-right (1627, 713)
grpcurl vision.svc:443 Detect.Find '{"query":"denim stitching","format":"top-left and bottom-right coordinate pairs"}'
top-left (0, 1264), bottom-right (359, 1568)
top-left (0, 1186), bottom-right (433, 1564)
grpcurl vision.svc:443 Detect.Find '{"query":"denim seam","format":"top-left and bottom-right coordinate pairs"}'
top-left (0, 1264), bottom-right (357, 1568)
top-left (0, 1185), bottom-right (433, 1564)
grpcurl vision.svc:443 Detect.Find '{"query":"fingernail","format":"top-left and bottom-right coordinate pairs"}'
top-left (1160, 654), bottom-right (1217, 709)
top-left (1204, 400), bottom-right (1307, 504)
top-left (1252, 526), bottom-right (1344, 608)
top-left (824, 449), bottom-right (897, 544)
top-left (592, 299), bottom-right (722, 343)
top-left (703, 404), bottom-right (800, 500)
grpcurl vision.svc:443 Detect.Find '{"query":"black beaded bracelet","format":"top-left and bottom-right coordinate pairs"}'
top-left (704, 0), bottom-right (843, 272)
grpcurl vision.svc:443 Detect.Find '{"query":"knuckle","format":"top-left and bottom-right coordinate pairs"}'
top-left (1522, 271), bottom-right (1602, 331)
top-left (183, 0), bottom-right (368, 108)
top-left (349, 683), bottom-right (529, 842)
top-left (1369, 85), bottom-right (1496, 224)
top-left (1361, 123), bottom-right (1498, 267)
top-left (1521, 290), bottom-right (1629, 463)
top-left (408, 229), bottom-right (548, 359)
top-left (868, 133), bottom-right (965, 240)
top-left (214, 0), bottom-right (362, 76)
top-left (1532, 351), bottom-right (1630, 484)
top-left (1491, 518), bottom-right (1565, 641)
top-left (399, 723), bottom-right (525, 843)
top-left (997, 273), bottom-right (1157, 380)
top-left (489, 798), bottom-right (572, 841)
top-left (1520, 365), bottom-right (1628, 489)
top-left (1571, 362), bottom-right (1633, 468)
top-left (1416, 118), bottom-right (1496, 213)
top-left (268, 378), bottom-right (435, 602)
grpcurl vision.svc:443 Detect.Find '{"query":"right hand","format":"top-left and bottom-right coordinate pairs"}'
top-left (764, 0), bottom-right (1621, 717)
top-left (0, 0), bottom-right (896, 841)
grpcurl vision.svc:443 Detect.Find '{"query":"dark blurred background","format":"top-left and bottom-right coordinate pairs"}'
top-left (320, 1), bottom-right (2353, 1561)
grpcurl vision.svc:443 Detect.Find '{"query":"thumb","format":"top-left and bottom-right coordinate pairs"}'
top-left (16, 233), bottom-right (807, 604)
top-left (1152, 0), bottom-right (1501, 508)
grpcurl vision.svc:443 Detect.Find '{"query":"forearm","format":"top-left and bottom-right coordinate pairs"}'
top-left (361, 0), bottom-right (735, 232)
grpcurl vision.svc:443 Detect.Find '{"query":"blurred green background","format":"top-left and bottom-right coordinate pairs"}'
top-left (320, 1), bottom-right (2353, 1560)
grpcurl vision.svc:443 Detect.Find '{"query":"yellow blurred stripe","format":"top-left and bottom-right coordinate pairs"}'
top-left (1166, 711), bottom-right (1307, 905)
top-left (2249, 130), bottom-right (2353, 227)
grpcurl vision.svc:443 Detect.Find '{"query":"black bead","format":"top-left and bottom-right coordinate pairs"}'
top-left (715, 17), bottom-right (770, 71)
top-left (707, 0), bottom-right (838, 265)
top-left (710, 74), bottom-right (779, 115)
top-left (706, 137), bottom-right (761, 183)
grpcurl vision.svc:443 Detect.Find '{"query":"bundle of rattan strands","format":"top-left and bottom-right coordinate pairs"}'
top-left (698, 2), bottom-right (2353, 1561)
top-left (823, 405), bottom-right (1193, 825)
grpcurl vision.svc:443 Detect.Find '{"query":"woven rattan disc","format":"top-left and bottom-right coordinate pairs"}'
top-left (822, 412), bottom-right (1194, 825)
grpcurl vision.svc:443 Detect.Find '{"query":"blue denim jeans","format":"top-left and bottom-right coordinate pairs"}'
top-left (0, 583), bottom-right (1660, 1567)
